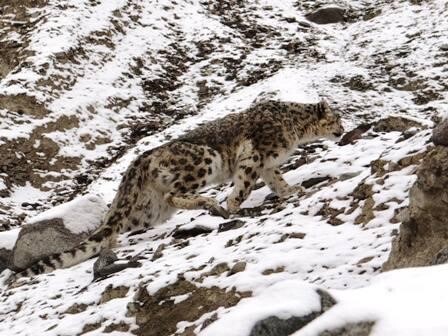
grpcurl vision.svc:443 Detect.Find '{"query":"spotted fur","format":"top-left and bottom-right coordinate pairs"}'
top-left (16, 99), bottom-right (343, 278)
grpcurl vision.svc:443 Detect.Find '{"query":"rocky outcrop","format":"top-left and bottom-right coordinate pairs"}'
top-left (10, 195), bottom-right (107, 270)
top-left (383, 146), bottom-right (448, 270)
top-left (432, 118), bottom-right (448, 146)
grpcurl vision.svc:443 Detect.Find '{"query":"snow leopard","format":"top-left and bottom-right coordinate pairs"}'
top-left (15, 99), bottom-right (344, 278)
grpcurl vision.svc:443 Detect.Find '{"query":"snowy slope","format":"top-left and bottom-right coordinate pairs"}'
top-left (0, 0), bottom-right (448, 335)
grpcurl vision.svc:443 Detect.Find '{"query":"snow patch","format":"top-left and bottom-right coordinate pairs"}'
top-left (27, 195), bottom-right (108, 234)
top-left (0, 229), bottom-right (20, 250)
top-left (200, 281), bottom-right (321, 336)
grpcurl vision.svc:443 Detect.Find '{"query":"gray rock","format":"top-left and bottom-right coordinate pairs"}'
top-left (383, 146), bottom-right (448, 270)
top-left (93, 249), bottom-right (118, 276)
top-left (228, 261), bottom-right (246, 275)
top-left (249, 289), bottom-right (336, 336)
top-left (250, 315), bottom-right (319, 336)
top-left (12, 218), bottom-right (92, 270)
top-left (432, 118), bottom-right (448, 146)
top-left (11, 195), bottom-right (106, 270)
top-left (93, 249), bottom-right (141, 280)
top-left (0, 228), bottom-right (20, 272)
top-left (171, 225), bottom-right (213, 239)
top-left (0, 248), bottom-right (12, 273)
top-left (218, 220), bottom-right (245, 232)
top-left (319, 321), bottom-right (374, 336)
top-left (305, 7), bottom-right (346, 24)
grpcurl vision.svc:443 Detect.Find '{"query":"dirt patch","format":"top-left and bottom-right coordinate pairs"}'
top-left (0, 1), bottom-right (47, 78)
top-left (129, 280), bottom-right (251, 336)
top-left (373, 116), bottom-right (424, 133)
top-left (0, 115), bottom-right (81, 192)
top-left (0, 94), bottom-right (49, 118)
top-left (100, 285), bottom-right (129, 304)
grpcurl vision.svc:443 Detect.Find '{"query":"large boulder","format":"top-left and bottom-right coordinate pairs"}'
top-left (10, 195), bottom-right (107, 271)
top-left (383, 146), bottom-right (448, 270)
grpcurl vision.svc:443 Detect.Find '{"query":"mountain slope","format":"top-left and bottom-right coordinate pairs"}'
top-left (0, 0), bottom-right (447, 335)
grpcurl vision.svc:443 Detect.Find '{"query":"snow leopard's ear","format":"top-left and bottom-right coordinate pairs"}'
top-left (317, 99), bottom-right (330, 119)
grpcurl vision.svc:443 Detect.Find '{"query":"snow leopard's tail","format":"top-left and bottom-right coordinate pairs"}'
top-left (14, 224), bottom-right (119, 279)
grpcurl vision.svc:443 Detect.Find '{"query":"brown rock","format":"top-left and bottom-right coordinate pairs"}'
top-left (373, 116), bottom-right (423, 133)
top-left (338, 123), bottom-right (372, 146)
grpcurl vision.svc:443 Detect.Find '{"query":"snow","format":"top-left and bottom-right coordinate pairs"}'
top-left (9, 183), bottom-right (51, 205)
top-left (200, 281), bottom-right (322, 336)
top-left (295, 265), bottom-right (448, 336)
top-left (0, 0), bottom-right (447, 334)
top-left (0, 229), bottom-right (20, 250)
top-left (199, 265), bottom-right (448, 336)
top-left (27, 195), bottom-right (108, 234)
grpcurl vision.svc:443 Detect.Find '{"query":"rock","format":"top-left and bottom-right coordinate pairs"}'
top-left (339, 171), bottom-right (362, 181)
top-left (432, 118), bottom-right (448, 146)
top-left (94, 249), bottom-right (118, 273)
top-left (301, 176), bottom-right (331, 189)
top-left (373, 116), bottom-right (423, 133)
top-left (11, 195), bottom-right (106, 270)
top-left (305, 7), bottom-right (346, 24)
top-left (206, 262), bottom-right (230, 276)
top-left (440, 44), bottom-right (448, 51)
top-left (249, 289), bottom-right (336, 336)
top-left (352, 182), bottom-right (374, 201)
top-left (344, 75), bottom-right (374, 92)
top-left (338, 124), bottom-right (372, 146)
top-left (65, 303), bottom-right (88, 314)
top-left (319, 321), bottom-right (375, 336)
top-left (151, 243), bottom-right (166, 261)
top-left (383, 146), bottom-right (448, 270)
top-left (93, 249), bottom-right (141, 280)
top-left (218, 220), bottom-right (245, 232)
top-left (0, 228), bottom-right (20, 272)
top-left (431, 247), bottom-right (448, 265)
top-left (0, 248), bottom-right (12, 273)
top-left (250, 316), bottom-right (315, 336)
top-left (228, 261), bottom-right (246, 275)
top-left (172, 225), bottom-right (213, 239)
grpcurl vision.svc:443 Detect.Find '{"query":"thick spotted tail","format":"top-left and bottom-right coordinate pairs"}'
top-left (14, 225), bottom-right (118, 279)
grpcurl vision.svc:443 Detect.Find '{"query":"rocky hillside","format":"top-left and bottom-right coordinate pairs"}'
top-left (0, 0), bottom-right (448, 335)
